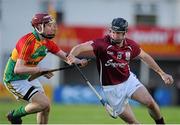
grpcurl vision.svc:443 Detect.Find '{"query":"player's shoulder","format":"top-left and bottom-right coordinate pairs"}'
top-left (125, 38), bottom-right (139, 45)
top-left (20, 32), bottom-right (35, 40)
top-left (17, 32), bottom-right (35, 45)
top-left (93, 35), bottom-right (110, 44)
top-left (45, 39), bottom-right (57, 46)
top-left (126, 38), bottom-right (136, 43)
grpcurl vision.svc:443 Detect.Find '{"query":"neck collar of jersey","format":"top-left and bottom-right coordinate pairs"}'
top-left (32, 30), bottom-right (41, 41)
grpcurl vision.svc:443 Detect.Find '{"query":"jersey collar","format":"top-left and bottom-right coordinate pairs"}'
top-left (32, 30), bottom-right (41, 41)
top-left (106, 35), bottom-right (128, 48)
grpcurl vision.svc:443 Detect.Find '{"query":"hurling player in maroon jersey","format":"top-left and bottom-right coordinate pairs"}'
top-left (67, 18), bottom-right (174, 124)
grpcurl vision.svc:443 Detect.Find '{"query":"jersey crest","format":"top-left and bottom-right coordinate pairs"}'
top-left (31, 45), bottom-right (48, 59)
top-left (117, 52), bottom-right (123, 59)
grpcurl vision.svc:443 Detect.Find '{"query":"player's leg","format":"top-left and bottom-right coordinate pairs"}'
top-left (118, 103), bottom-right (139, 124)
top-left (103, 83), bottom-right (139, 124)
top-left (6, 91), bottom-right (50, 124)
top-left (25, 92), bottom-right (50, 124)
top-left (125, 72), bottom-right (164, 124)
top-left (37, 109), bottom-right (50, 124)
top-left (25, 79), bottom-right (50, 124)
top-left (36, 96), bottom-right (50, 124)
top-left (131, 86), bottom-right (165, 124)
top-left (5, 79), bottom-right (50, 124)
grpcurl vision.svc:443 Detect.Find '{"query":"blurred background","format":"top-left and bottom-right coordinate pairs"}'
top-left (0, 0), bottom-right (180, 123)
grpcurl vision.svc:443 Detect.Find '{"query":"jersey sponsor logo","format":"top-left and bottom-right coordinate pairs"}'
top-left (31, 46), bottom-right (48, 59)
top-left (105, 59), bottom-right (127, 68)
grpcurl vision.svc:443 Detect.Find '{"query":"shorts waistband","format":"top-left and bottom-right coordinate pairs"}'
top-left (102, 83), bottom-right (124, 89)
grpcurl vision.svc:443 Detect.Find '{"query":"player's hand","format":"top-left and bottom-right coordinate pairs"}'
top-left (67, 54), bottom-right (76, 65)
top-left (38, 67), bottom-right (54, 79)
top-left (79, 59), bottom-right (88, 67)
top-left (160, 73), bottom-right (174, 85)
top-left (43, 72), bottom-right (54, 79)
top-left (67, 54), bottom-right (89, 67)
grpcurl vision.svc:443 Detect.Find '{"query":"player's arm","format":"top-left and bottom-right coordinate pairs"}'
top-left (14, 38), bottom-right (43, 75)
top-left (67, 41), bottom-right (94, 65)
top-left (70, 41), bottom-right (94, 56)
top-left (55, 48), bottom-right (89, 66)
top-left (55, 50), bottom-right (68, 62)
top-left (138, 49), bottom-right (174, 85)
top-left (14, 59), bottom-right (41, 75)
top-left (15, 59), bottom-right (54, 79)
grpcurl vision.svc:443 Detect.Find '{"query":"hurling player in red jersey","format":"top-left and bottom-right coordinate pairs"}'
top-left (3, 13), bottom-right (87, 124)
top-left (67, 18), bottom-right (174, 124)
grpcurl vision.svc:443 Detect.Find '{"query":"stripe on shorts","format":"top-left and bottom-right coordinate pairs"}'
top-left (23, 86), bottom-right (35, 101)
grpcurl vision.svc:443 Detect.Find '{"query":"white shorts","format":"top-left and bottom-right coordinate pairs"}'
top-left (4, 79), bottom-right (44, 101)
top-left (102, 72), bottom-right (143, 115)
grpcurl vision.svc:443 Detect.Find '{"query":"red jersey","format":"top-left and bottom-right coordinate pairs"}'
top-left (3, 31), bottom-right (61, 83)
top-left (91, 35), bottom-right (141, 86)
top-left (14, 31), bottom-right (60, 65)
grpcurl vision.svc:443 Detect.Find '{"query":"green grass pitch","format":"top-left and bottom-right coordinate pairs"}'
top-left (0, 102), bottom-right (180, 124)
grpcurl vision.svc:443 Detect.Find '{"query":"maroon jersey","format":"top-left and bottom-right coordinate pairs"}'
top-left (91, 35), bottom-right (141, 86)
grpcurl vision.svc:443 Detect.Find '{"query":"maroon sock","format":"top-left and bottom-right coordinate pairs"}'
top-left (155, 117), bottom-right (165, 124)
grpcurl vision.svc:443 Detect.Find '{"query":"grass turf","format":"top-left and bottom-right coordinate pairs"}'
top-left (0, 102), bottom-right (180, 124)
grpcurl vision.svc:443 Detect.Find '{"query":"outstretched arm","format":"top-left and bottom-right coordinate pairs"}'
top-left (138, 49), bottom-right (174, 85)
top-left (55, 49), bottom-right (69, 63)
top-left (70, 41), bottom-right (94, 56)
top-left (67, 41), bottom-right (94, 65)
top-left (55, 41), bottom-right (93, 66)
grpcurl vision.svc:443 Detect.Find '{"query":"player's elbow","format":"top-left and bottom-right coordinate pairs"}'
top-left (14, 66), bottom-right (23, 74)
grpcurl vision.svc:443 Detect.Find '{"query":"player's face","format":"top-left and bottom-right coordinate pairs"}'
top-left (43, 20), bottom-right (57, 38)
top-left (109, 29), bottom-right (126, 43)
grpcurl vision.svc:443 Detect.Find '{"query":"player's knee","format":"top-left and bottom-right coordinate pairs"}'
top-left (44, 103), bottom-right (50, 113)
top-left (41, 103), bottom-right (50, 116)
top-left (38, 100), bottom-right (50, 111)
top-left (42, 102), bottom-right (50, 111)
